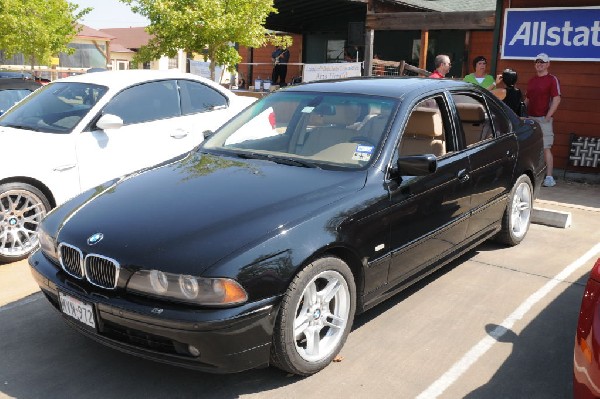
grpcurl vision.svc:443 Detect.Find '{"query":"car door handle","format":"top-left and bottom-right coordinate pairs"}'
top-left (457, 169), bottom-right (470, 183)
top-left (170, 129), bottom-right (188, 139)
top-left (53, 164), bottom-right (76, 172)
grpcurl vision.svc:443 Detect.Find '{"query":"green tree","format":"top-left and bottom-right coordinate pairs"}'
top-left (0, 0), bottom-right (90, 70)
top-left (121, 0), bottom-right (277, 80)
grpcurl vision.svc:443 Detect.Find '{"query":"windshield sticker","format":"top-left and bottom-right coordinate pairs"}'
top-left (352, 144), bottom-right (374, 161)
top-left (301, 106), bottom-right (315, 113)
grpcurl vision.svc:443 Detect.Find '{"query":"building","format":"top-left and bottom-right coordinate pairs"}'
top-left (99, 27), bottom-right (186, 71)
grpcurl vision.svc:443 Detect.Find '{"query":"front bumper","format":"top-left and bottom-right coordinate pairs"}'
top-left (29, 250), bottom-right (280, 373)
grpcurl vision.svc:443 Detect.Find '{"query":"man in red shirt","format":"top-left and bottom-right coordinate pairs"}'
top-left (525, 53), bottom-right (561, 187)
top-left (429, 55), bottom-right (451, 78)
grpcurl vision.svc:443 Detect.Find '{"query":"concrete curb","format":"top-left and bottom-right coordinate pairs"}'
top-left (532, 207), bottom-right (572, 229)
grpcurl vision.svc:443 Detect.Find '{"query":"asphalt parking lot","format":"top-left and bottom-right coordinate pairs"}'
top-left (1, 179), bottom-right (599, 399)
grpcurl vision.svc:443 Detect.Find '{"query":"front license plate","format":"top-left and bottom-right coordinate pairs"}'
top-left (59, 292), bottom-right (96, 329)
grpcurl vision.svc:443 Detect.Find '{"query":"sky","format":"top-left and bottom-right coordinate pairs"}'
top-left (70, 0), bottom-right (149, 29)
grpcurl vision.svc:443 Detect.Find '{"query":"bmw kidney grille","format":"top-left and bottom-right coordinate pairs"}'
top-left (58, 243), bottom-right (119, 289)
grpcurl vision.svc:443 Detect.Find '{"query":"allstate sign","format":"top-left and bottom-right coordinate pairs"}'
top-left (501, 7), bottom-right (600, 61)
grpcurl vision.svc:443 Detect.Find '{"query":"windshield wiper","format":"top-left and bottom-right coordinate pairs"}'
top-left (3, 123), bottom-right (40, 131)
top-left (236, 152), bottom-right (318, 168)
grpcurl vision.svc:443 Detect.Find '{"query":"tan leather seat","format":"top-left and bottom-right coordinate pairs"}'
top-left (400, 108), bottom-right (445, 157)
top-left (299, 126), bottom-right (356, 155)
top-left (456, 103), bottom-right (486, 146)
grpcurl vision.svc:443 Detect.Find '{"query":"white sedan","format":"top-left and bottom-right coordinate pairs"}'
top-left (0, 69), bottom-right (255, 262)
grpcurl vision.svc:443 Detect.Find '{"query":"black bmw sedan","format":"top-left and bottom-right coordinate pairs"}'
top-left (29, 77), bottom-right (545, 376)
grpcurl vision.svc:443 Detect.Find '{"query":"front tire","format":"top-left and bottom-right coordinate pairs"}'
top-left (271, 256), bottom-right (356, 376)
top-left (0, 182), bottom-right (51, 263)
top-left (496, 174), bottom-right (533, 246)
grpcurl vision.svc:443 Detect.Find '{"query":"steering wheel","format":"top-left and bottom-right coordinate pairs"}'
top-left (350, 136), bottom-right (377, 147)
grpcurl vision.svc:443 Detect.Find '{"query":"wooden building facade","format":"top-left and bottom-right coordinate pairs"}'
top-left (240, 0), bottom-right (598, 173)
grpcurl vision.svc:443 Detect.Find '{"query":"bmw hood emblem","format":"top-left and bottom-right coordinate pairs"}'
top-left (87, 233), bottom-right (104, 246)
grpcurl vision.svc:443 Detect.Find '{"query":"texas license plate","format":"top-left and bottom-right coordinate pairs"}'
top-left (59, 292), bottom-right (96, 329)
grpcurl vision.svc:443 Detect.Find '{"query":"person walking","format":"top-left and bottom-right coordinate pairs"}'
top-left (429, 54), bottom-right (451, 78)
top-left (525, 53), bottom-right (561, 187)
top-left (271, 45), bottom-right (290, 87)
top-left (463, 55), bottom-right (501, 90)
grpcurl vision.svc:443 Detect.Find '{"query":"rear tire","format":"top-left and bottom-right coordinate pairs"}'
top-left (0, 182), bottom-right (51, 263)
top-left (271, 256), bottom-right (356, 376)
top-left (496, 174), bottom-right (533, 246)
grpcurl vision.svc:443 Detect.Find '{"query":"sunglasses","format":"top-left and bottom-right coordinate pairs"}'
top-left (535, 60), bottom-right (548, 64)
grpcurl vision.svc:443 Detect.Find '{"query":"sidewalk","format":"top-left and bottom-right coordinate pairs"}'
top-left (535, 177), bottom-right (600, 212)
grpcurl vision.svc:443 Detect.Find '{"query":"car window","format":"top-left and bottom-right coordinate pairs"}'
top-left (178, 79), bottom-right (228, 114)
top-left (0, 89), bottom-right (32, 113)
top-left (0, 82), bottom-right (108, 134)
top-left (399, 96), bottom-right (452, 158)
top-left (103, 80), bottom-right (181, 125)
top-left (486, 97), bottom-right (512, 136)
top-left (452, 93), bottom-right (493, 147)
top-left (203, 92), bottom-right (398, 170)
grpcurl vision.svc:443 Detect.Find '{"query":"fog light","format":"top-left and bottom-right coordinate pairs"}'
top-left (188, 345), bottom-right (200, 357)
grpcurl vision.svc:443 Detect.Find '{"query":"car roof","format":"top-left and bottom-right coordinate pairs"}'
top-left (0, 78), bottom-right (42, 90)
top-left (52, 69), bottom-right (227, 93)
top-left (0, 71), bottom-right (34, 79)
top-left (283, 76), bottom-right (479, 99)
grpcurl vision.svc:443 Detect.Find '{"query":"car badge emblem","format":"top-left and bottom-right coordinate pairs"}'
top-left (87, 233), bottom-right (104, 246)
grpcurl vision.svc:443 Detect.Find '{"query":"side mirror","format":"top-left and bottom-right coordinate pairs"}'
top-left (202, 129), bottom-right (214, 139)
top-left (397, 154), bottom-right (437, 176)
top-left (96, 114), bottom-right (124, 130)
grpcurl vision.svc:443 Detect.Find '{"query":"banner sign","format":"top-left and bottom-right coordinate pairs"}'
top-left (302, 62), bottom-right (362, 83)
top-left (189, 60), bottom-right (224, 83)
top-left (501, 6), bottom-right (600, 61)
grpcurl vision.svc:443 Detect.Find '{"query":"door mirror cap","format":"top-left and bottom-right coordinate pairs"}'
top-left (397, 154), bottom-right (437, 176)
top-left (96, 114), bottom-right (124, 130)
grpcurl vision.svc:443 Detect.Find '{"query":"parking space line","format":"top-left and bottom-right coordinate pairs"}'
top-left (416, 242), bottom-right (600, 399)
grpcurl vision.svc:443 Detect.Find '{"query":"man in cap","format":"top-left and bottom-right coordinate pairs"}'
top-left (525, 53), bottom-right (561, 187)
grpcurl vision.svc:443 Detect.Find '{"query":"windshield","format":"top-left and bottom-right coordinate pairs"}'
top-left (0, 82), bottom-right (108, 133)
top-left (202, 91), bottom-right (397, 170)
top-left (0, 89), bottom-right (34, 114)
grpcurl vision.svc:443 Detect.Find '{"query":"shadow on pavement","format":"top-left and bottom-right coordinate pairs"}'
top-left (463, 272), bottom-right (587, 399)
top-left (0, 295), bottom-right (299, 399)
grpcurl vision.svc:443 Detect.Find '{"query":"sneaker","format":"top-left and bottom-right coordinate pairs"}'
top-left (543, 176), bottom-right (556, 187)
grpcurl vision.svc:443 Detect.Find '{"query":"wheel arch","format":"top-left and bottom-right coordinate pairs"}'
top-left (298, 245), bottom-right (366, 312)
top-left (0, 176), bottom-right (57, 208)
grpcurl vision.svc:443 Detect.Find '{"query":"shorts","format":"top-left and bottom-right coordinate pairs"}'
top-left (530, 116), bottom-right (554, 149)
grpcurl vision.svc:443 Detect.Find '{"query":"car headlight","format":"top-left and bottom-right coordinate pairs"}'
top-left (38, 227), bottom-right (59, 262)
top-left (127, 270), bottom-right (248, 306)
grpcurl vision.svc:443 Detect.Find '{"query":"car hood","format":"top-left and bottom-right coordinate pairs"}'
top-left (55, 152), bottom-right (367, 274)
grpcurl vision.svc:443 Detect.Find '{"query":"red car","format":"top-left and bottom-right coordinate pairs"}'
top-left (574, 258), bottom-right (600, 398)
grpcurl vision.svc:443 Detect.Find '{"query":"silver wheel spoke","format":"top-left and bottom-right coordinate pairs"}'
top-left (304, 326), bottom-right (322, 357)
top-left (323, 312), bottom-right (345, 330)
top-left (320, 279), bottom-right (341, 305)
top-left (294, 312), bottom-right (310, 340)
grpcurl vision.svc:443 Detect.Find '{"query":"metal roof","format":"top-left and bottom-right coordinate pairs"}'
top-left (388, 0), bottom-right (496, 12)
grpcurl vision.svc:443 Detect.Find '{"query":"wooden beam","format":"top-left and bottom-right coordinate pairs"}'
top-left (419, 30), bottom-right (428, 70)
top-left (366, 11), bottom-right (495, 31)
